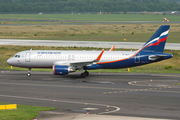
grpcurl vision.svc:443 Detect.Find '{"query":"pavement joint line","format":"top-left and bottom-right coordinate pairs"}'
top-left (0, 82), bottom-right (131, 91)
top-left (151, 74), bottom-right (180, 77)
top-left (103, 87), bottom-right (177, 94)
top-left (129, 80), bottom-right (180, 87)
top-left (0, 94), bottom-right (120, 115)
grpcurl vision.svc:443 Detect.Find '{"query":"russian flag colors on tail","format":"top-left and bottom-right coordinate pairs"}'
top-left (139, 25), bottom-right (170, 53)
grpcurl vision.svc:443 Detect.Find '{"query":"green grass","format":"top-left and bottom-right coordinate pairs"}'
top-left (0, 14), bottom-right (179, 42)
top-left (0, 20), bottom-right (60, 25)
top-left (0, 24), bottom-right (180, 43)
top-left (0, 14), bottom-right (180, 21)
top-left (59, 32), bottom-right (180, 43)
top-left (171, 83), bottom-right (180, 85)
top-left (1, 45), bottom-right (180, 73)
top-left (0, 103), bottom-right (56, 120)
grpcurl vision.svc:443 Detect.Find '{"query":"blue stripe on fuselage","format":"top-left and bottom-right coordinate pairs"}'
top-left (86, 52), bottom-right (172, 70)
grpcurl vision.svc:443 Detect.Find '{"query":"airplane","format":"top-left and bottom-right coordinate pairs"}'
top-left (7, 25), bottom-right (173, 78)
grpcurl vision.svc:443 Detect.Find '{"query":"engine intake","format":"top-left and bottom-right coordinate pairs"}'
top-left (53, 65), bottom-right (75, 75)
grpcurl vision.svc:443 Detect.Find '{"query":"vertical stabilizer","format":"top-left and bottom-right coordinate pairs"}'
top-left (139, 25), bottom-right (170, 53)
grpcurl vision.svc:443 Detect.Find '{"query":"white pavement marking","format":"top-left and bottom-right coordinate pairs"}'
top-left (0, 39), bottom-right (180, 50)
top-left (0, 94), bottom-right (120, 115)
top-left (83, 108), bottom-right (99, 110)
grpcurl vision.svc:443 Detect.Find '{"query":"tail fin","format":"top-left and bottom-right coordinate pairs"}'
top-left (139, 25), bottom-right (170, 53)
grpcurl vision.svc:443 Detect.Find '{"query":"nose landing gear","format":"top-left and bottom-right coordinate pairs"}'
top-left (27, 68), bottom-right (31, 77)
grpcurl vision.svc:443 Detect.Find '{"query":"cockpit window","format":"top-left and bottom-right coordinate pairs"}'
top-left (14, 55), bottom-right (20, 58)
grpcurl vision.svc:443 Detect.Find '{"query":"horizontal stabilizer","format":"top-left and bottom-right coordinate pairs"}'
top-left (149, 54), bottom-right (169, 60)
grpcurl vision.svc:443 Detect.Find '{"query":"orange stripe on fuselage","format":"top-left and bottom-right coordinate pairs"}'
top-left (97, 52), bottom-right (138, 64)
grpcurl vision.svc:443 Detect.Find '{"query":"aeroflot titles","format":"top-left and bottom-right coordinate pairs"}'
top-left (37, 52), bottom-right (61, 54)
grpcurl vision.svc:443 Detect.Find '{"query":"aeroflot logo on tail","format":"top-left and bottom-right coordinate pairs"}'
top-left (37, 52), bottom-right (61, 54)
top-left (143, 30), bottom-right (169, 48)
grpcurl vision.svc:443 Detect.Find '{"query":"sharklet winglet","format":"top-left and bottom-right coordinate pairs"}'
top-left (94, 49), bottom-right (104, 62)
top-left (109, 45), bottom-right (115, 51)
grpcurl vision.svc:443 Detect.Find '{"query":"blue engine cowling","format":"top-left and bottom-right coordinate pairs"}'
top-left (53, 65), bottom-right (75, 75)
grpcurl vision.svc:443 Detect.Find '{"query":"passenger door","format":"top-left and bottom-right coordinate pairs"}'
top-left (25, 52), bottom-right (31, 62)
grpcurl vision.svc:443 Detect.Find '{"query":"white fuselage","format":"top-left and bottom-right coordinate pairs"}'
top-left (7, 50), bottom-right (136, 68)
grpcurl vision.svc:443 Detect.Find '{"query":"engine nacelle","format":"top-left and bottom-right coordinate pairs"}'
top-left (53, 65), bottom-right (75, 75)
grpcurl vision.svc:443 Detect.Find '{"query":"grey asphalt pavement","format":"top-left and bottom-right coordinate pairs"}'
top-left (1, 39), bottom-right (180, 50)
top-left (0, 70), bottom-right (180, 119)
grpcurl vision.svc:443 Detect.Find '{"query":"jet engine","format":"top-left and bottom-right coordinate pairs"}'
top-left (53, 65), bottom-right (75, 75)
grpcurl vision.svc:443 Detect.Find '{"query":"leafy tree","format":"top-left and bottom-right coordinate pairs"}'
top-left (0, 0), bottom-right (180, 12)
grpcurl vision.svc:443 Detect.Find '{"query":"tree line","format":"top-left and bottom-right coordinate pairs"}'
top-left (0, 0), bottom-right (180, 13)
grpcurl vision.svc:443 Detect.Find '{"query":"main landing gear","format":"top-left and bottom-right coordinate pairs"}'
top-left (80, 71), bottom-right (89, 78)
top-left (84, 71), bottom-right (89, 76)
top-left (27, 68), bottom-right (31, 77)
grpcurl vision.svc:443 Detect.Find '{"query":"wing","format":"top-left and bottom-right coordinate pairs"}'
top-left (53, 50), bottom-right (104, 69)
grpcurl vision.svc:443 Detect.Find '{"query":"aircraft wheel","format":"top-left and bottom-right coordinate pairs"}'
top-left (84, 71), bottom-right (89, 76)
top-left (27, 72), bottom-right (31, 77)
top-left (80, 73), bottom-right (86, 78)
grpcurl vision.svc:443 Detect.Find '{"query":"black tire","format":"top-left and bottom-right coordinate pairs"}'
top-left (27, 72), bottom-right (31, 77)
top-left (80, 73), bottom-right (86, 78)
top-left (84, 71), bottom-right (89, 76)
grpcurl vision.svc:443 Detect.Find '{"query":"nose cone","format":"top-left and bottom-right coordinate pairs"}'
top-left (7, 58), bottom-right (13, 65)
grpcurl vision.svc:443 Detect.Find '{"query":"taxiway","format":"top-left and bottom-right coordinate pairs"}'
top-left (0, 70), bottom-right (180, 119)
top-left (1, 39), bottom-right (180, 50)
